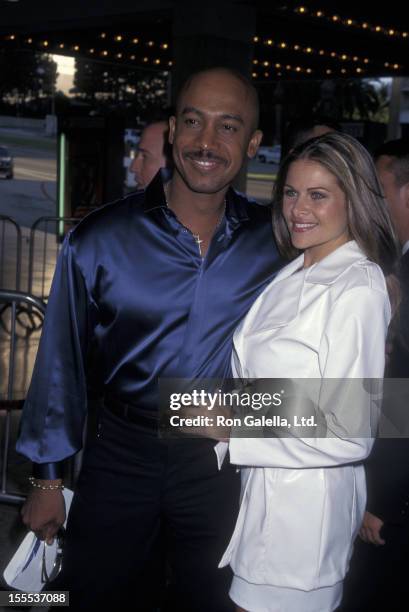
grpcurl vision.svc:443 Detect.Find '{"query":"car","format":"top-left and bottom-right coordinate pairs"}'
top-left (0, 145), bottom-right (14, 179)
top-left (257, 144), bottom-right (281, 164)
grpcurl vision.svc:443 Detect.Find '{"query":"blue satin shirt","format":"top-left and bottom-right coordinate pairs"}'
top-left (17, 172), bottom-right (282, 474)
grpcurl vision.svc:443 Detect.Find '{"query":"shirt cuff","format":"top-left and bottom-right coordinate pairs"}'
top-left (213, 441), bottom-right (229, 470)
top-left (32, 462), bottom-right (64, 480)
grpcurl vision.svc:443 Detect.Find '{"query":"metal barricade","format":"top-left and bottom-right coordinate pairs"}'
top-left (0, 215), bottom-right (22, 291)
top-left (0, 290), bottom-right (45, 504)
top-left (27, 216), bottom-right (79, 301)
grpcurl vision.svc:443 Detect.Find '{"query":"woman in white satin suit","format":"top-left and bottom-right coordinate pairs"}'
top-left (218, 133), bottom-right (400, 612)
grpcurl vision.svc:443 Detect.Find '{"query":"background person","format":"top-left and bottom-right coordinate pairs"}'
top-left (341, 138), bottom-right (409, 612)
top-left (130, 118), bottom-right (173, 189)
top-left (281, 115), bottom-right (342, 159)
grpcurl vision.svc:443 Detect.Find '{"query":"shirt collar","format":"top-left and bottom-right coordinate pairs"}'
top-left (274, 240), bottom-right (368, 286)
top-left (142, 170), bottom-right (168, 212)
top-left (306, 240), bottom-right (368, 285)
top-left (142, 170), bottom-right (253, 228)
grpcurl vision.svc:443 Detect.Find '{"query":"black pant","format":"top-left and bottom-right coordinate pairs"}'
top-left (340, 522), bottom-right (409, 612)
top-left (50, 407), bottom-right (240, 611)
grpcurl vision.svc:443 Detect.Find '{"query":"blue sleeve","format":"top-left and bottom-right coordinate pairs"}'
top-left (16, 233), bottom-right (97, 474)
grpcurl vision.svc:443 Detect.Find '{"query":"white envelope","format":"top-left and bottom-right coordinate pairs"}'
top-left (3, 488), bottom-right (73, 593)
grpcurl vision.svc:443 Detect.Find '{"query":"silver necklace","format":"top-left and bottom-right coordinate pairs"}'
top-left (164, 183), bottom-right (226, 258)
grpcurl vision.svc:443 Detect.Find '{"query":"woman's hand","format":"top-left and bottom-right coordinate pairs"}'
top-left (359, 511), bottom-right (385, 546)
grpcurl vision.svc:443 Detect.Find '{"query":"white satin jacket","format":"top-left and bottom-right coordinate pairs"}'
top-left (218, 240), bottom-right (391, 591)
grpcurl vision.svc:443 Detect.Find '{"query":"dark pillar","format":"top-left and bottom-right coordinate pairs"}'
top-left (172, 1), bottom-right (256, 94)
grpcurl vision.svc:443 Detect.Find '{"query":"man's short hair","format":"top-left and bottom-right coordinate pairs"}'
top-left (375, 139), bottom-right (409, 187)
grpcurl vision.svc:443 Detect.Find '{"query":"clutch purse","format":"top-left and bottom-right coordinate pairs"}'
top-left (3, 488), bottom-right (73, 592)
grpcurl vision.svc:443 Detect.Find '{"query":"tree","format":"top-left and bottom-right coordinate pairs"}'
top-left (316, 79), bottom-right (389, 122)
top-left (0, 49), bottom-right (57, 111)
top-left (73, 57), bottom-right (168, 119)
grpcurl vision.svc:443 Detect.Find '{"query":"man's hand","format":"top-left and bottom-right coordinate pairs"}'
top-left (21, 481), bottom-right (66, 544)
top-left (359, 511), bottom-right (385, 546)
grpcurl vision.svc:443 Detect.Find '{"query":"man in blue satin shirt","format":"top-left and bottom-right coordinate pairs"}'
top-left (17, 67), bottom-right (282, 611)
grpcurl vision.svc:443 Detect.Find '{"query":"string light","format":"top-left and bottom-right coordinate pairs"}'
top-left (291, 6), bottom-right (409, 39)
top-left (5, 26), bottom-right (403, 79)
top-left (254, 36), bottom-right (402, 73)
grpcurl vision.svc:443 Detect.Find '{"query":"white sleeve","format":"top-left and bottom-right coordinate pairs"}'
top-left (229, 286), bottom-right (390, 469)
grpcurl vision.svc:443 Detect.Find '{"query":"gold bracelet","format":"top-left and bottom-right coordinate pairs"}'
top-left (28, 476), bottom-right (64, 491)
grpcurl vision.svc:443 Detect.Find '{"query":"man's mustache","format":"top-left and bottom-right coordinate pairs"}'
top-left (184, 149), bottom-right (227, 164)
